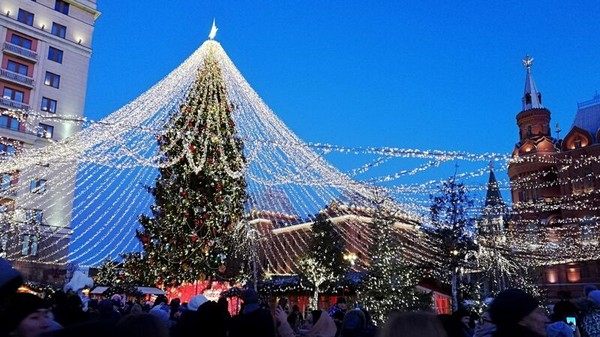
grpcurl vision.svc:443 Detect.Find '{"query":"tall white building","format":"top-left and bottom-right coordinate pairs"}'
top-left (0, 0), bottom-right (99, 284)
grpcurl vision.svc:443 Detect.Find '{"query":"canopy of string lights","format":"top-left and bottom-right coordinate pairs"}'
top-left (0, 37), bottom-right (597, 270)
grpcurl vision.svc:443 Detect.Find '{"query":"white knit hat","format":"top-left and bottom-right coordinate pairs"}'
top-left (188, 294), bottom-right (208, 311)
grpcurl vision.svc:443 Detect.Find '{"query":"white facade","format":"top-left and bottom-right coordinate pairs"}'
top-left (0, 0), bottom-right (98, 283)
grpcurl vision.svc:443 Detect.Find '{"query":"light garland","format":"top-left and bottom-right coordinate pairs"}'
top-left (0, 36), bottom-right (596, 274)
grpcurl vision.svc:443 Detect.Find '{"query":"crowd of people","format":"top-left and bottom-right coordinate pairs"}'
top-left (2, 258), bottom-right (600, 337)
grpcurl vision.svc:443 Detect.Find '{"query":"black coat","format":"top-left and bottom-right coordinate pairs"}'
top-left (228, 307), bottom-right (276, 337)
top-left (493, 324), bottom-right (543, 337)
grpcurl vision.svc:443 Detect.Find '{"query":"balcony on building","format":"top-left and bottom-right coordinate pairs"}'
top-left (2, 42), bottom-right (38, 63)
top-left (0, 69), bottom-right (35, 88)
top-left (0, 97), bottom-right (30, 111)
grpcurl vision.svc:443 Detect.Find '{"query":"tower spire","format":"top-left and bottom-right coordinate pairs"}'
top-left (484, 166), bottom-right (504, 207)
top-left (522, 55), bottom-right (543, 110)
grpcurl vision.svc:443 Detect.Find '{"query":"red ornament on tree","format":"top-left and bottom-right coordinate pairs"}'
top-left (141, 235), bottom-right (149, 244)
top-left (189, 145), bottom-right (196, 153)
top-left (191, 235), bottom-right (198, 242)
top-left (216, 184), bottom-right (222, 190)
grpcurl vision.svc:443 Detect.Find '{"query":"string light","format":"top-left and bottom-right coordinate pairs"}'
top-left (0, 37), bottom-right (596, 275)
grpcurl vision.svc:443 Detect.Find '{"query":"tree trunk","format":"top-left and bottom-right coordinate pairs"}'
top-left (312, 286), bottom-right (320, 310)
top-left (451, 268), bottom-right (458, 312)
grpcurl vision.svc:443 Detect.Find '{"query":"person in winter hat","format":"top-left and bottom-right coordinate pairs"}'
top-left (583, 285), bottom-right (597, 298)
top-left (474, 310), bottom-right (496, 337)
top-left (489, 288), bottom-right (548, 337)
top-left (229, 288), bottom-right (275, 337)
top-left (149, 301), bottom-right (171, 328)
top-left (576, 289), bottom-right (600, 337)
top-left (589, 290), bottom-right (600, 306)
top-left (0, 258), bottom-right (21, 291)
top-left (276, 308), bottom-right (337, 337)
top-left (115, 312), bottom-right (169, 337)
top-left (0, 258), bottom-right (23, 316)
top-left (454, 308), bottom-right (475, 337)
top-left (187, 294), bottom-right (208, 311)
top-left (3, 292), bottom-right (63, 337)
top-left (171, 295), bottom-right (209, 337)
top-left (339, 309), bottom-right (367, 337)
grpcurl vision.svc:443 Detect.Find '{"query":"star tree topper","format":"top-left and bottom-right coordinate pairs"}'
top-left (209, 19), bottom-right (218, 40)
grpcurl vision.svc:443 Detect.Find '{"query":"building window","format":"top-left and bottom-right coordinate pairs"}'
top-left (0, 143), bottom-right (16, 156)
top-left (567, 264), bottom-right (581, 283)
top-left (21, 234), bottom-right (30, 256)
top-left (21, 234), bottom-right (39, 256)
top-left (0, 173), bottom-right (13, 191)
top-left (6, 60), bottom-right (29, 76)
top-left (30, 179), bottom-right (47, 194)
top-left (545, 268), bottom-right (558, 283)
top-left (0, 115), bottom-right (21, 131)
top-left (30, 236), bottom-right (38, 256)
top-left (44, 72), bottom-right (60, 88)
top-left (3, 87), bottom-right (25, 103)
top-left (584, 167), bottom-right (594, 192)
top-left (54, 0), bottom-right (70, 15)
top-left (51, 22), bottom-right (67, 38)
top-left (10, 34), bottom-right (33, 50)
top-left (41, 97), bottom-right (57, 113)
top-left (48, 47), bottom-right (63, 63)
top-left (38, 123), bottom-right (54, 138)
top-left (17, 9), bottom-right (34, 26)
top-left (26, 209), bottom-right (43, 224)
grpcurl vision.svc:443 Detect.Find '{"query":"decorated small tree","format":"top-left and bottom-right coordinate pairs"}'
top-left (94, 258), bottom-right (122, 286)
top-left (125, 43), bottom-right (248, 287)
top-left (297, 212), bottom-right (348, 308)
top-left (360, 205), bottom-right (431, 325)
top-left (429, 176), bottom-right (477, 311)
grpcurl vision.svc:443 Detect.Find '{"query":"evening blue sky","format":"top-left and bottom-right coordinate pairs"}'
top-left (83, 1), bottom-right (600, 188)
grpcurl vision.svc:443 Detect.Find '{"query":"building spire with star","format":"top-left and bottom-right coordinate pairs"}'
top-left (522, 55), bottom-right (543, 110)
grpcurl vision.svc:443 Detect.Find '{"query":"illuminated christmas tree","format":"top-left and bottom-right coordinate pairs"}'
top-left (127, 42), bottom-right (248, 286)
top-left (95, 258), bottom-right (122, 286)
top-left (360, 207), bottom-right (431, 325)
top-left (429, 176), bottom-right (477, 311)
top-left (298, 212), bottom-right (348, 308)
